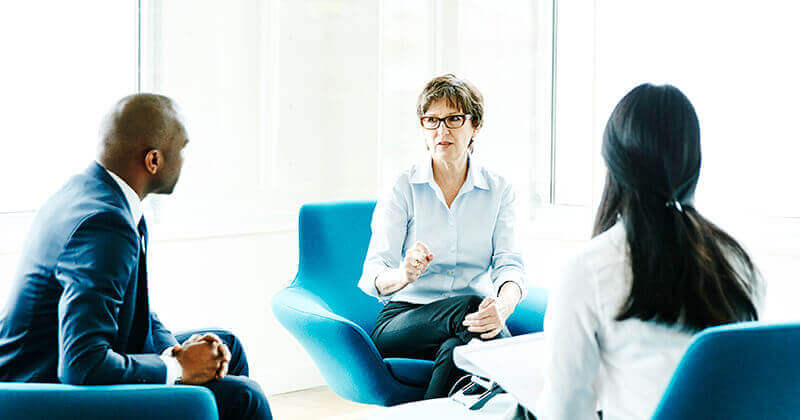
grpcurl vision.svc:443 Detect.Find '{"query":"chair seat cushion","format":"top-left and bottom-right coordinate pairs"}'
top-left (384, 358), bottom-right (435, 387)
top-left (0, 383), bottom-right (218, 420)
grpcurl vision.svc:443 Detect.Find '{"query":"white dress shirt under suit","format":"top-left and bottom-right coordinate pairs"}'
top-left (359, 158), bottom-right (528, 304)
top-left (535, 222), bottom-right (765, 420)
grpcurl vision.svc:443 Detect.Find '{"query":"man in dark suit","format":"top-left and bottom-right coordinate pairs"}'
top-left (0, 94), bottom-right (271, 419)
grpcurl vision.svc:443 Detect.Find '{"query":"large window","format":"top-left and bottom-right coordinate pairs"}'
top-left (4, 1), bottom-right (799, 244)
top-left (0, 2), bottom-right (138, 214)
top-left (139, 0), bottom-right (551, 237)
top-left (0, 2), bottom-right (137, 254)
top-left (552, 0), bottom-right (800, 236)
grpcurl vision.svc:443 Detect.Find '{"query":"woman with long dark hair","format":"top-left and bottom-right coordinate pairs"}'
top-left (535, 84), bottom-right (764, 419)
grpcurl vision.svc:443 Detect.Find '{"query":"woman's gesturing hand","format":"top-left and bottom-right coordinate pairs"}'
top-left (402, 241), bottom-right (435, 285)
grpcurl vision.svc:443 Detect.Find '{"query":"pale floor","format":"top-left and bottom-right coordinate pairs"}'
top-left (268, 386), bottom-right (383, 420)
top-left (268, 387), bottom-right (521, 419)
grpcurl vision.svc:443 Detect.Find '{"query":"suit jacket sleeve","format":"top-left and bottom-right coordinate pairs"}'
top-left (55, 211), bottom-right (166, 385)
top-left (150, 312), bottom-right (179, 353)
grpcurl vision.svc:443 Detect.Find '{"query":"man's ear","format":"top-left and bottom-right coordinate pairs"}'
top-left (144, 149), bottom-right (161, 175)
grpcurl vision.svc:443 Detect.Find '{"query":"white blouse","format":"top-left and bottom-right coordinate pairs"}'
top-left (535, 222), bottom-right (765, 420)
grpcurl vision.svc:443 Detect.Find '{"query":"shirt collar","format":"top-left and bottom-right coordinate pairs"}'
top-left (410, 155), bottom-right (489, 191)
top-left (466, 156), bottom-right (489, 190)
top-left (101, 163), bottom-right (143, 225)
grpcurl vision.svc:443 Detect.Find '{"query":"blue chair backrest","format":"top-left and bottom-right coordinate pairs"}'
top-left (652, 321), bottom-right (800, 419)
top-left (291, 201), bottom-right (383, 333)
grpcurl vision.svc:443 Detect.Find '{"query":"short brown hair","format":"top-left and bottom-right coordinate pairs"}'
top-left (417, 74), bottom-right (484, 152)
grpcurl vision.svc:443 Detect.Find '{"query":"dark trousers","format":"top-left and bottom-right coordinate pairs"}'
top-left (175, 329), bottom-right (271, 420)
top-left (371, 295), bottom-right (511, 399)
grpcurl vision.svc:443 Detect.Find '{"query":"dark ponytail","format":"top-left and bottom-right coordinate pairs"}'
top-left (594, 84), bottom-right (759, 332)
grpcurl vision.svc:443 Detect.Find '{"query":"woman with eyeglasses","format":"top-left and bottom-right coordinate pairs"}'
top-left (534, 84), bottom-right (765, 419)
top-left (358, 74), bottom-right (528, 399)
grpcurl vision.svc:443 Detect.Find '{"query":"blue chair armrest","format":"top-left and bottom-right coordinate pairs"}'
top-left (507, 285), bottom-right (549, 336)
top-left (383, 358), bottom-right (434, 388)
top-left (0, 383), bottom-right (217, 420)
top-left (271, 287), bottom-right (426, 406)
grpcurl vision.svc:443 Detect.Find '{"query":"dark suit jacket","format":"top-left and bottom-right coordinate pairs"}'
top-left (0, 162), bottom-right (178, 384)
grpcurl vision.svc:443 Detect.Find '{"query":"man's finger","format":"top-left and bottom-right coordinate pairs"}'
top-left (220, 343), bottom-right (232, 362)
top-left (212, 342), bottom-right (225, 360)
top-left (199, 332), bottom-right (223, 344)
top-left (206, 341), bottom-right (221, 358)
top-left (217, 360), bottom-right (229, 379)
top-left (182, 334), bottom-right (202, 345)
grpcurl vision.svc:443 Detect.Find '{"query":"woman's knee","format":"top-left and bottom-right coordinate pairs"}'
top-left (448, 295), bottom-right (483, 314)
top-left (451, 295), bottom-right (483, 323)
top-left (437, 295), bottom-right (478, 343)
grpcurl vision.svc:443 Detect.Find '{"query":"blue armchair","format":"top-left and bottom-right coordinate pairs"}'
top-left (271, 200), bottom-right (548, 406)
top-left (652, 321), bottom-right (800, 419)
top-left (0, 383), bottom-right (217, 420)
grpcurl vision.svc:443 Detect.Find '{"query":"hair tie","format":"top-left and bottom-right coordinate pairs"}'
top-left (665, 200), bottom-right (683, 212)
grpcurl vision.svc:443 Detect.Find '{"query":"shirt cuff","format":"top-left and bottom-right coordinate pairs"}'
top-left (495, 278), bottom-right (527, 302)
top-left (374, 268), bottom-right (397, 304)
top-left (160, 347), bottom-right (182, 385)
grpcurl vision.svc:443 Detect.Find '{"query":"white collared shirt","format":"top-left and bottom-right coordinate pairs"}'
top-left (100, 162), bottom-right (181, 385)
top-left (358, 157), bottom-right (527, 304)
top-left (104, 166), bottom-right (143, 228)
top-left (535, 222), bottom-right (765, 420)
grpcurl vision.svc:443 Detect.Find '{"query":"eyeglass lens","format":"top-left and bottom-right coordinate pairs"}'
top-left (421, 115), bottom-right (466, 129)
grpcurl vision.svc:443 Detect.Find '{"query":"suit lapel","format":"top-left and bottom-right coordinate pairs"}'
top-left (86, 162), bottom-right (152, 353)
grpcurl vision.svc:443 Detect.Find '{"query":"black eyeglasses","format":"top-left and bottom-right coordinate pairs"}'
top-left (419, 114), bottom-right (472, 130)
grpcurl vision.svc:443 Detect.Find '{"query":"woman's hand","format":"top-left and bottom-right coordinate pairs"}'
top-left (401, 241), bottom-right (435, 286)
top-left (463, 283), bottom-right (522, 339)
top-left (375, 241), bottom-right (435, 296)
top-left (462, 297), bottom-right (515, 339)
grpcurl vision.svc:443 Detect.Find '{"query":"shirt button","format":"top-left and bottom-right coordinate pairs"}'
top-left (448, 270), bottom-right (453, 275)
top-left (450, 247), bottom-right (456, 252)
top-left (443, 293), bottom-right (450, 298)
top-left (449, 219), bottom-right (455, 226)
